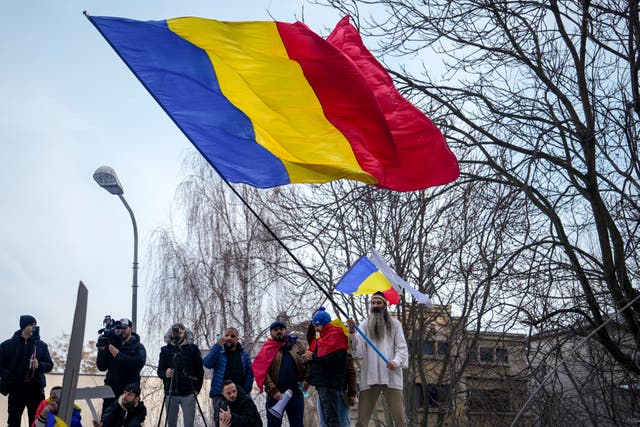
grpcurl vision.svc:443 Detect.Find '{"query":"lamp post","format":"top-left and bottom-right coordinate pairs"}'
top-left (93, 166), bottom-right (139, 331)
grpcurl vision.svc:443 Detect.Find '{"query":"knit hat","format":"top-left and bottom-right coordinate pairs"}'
top-left (371, 291), bottom-right (387, 305)
top-left (312, 307), bottom-right (331, 326)
top-left (20, 315), bottom-right (37, 330)
top-left (269, 320), bottom-right (286, 330)
top-left (124, 383), bottom-right (141, 397)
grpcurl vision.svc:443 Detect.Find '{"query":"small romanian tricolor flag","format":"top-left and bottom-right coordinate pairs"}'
top-left (335, 249), bottom-right (432, 306)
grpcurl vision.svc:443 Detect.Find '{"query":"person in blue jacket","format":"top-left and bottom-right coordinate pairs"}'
top-left (203, 327), bottom-right (254, 410)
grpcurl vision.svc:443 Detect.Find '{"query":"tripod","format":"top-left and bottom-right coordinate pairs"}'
top-left (156, 345), bottom-right (208, 427)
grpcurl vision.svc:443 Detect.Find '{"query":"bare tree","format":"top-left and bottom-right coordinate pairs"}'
top-left (316, 0), bottom-right (640, 375)
top-left (48, 334), bottom-right (99, 374)
top-left (147, 154), bottom-right (317, 352)
top-left (269, 166), bottom-right (534, 425)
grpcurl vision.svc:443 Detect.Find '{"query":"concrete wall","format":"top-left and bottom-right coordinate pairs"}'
top-left (0, 373), bottom-right (325, 427)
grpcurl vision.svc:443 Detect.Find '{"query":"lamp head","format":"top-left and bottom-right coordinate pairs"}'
top-left (93, 166), bottom-right (124, 195)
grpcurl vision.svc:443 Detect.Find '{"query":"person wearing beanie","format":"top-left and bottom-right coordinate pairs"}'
top-left (347, 291), bottom-right (409, 427)
top-left (0, 315), bottom-right (53, 427)
top-left (252, 319), bottom-right (306, 427)
top-left (300, 307), bottom-right (348, 427)
top-left (93, 383), bottom-right (147, 427)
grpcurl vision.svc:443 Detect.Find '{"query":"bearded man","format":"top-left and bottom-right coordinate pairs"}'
top-left (252, 321), bottom-right (306, 427)
top-left (347, 291), bottom-right (409, 427)
top-left (203, 327), bottom-right (254, 412)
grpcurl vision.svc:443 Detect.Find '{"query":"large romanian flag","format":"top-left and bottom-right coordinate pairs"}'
top-left (87, 14), bottom-right (459, 191)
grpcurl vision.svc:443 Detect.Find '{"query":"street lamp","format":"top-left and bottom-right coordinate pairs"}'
top-left (93, 166), bottom-right (139, 331)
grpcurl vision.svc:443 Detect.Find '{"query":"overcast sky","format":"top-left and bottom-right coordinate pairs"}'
top-left (0, 1), bottom-right (342, 349)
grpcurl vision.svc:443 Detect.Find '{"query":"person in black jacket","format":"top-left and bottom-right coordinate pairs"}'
top-left (96, 318), bottom-right (146, 414)
top-left (157, 323), bottom-right (204, 427)
top-left (0, 315), bottom-right (53, 427)
top-left (300, 308), bottom-right (348, 427)
top-left (93, 383), bottom-right (146, 427)
top-left (216, 380), bottom-right (262, 427)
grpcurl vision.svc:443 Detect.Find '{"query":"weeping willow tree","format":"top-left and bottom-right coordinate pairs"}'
top-left (146, 154), bottom-right (314, 353)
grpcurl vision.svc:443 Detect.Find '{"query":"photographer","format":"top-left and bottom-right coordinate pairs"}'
top-left (0, 315), bottom-right (53, 427)
top-left (96, 318), bottom-right (146, 414)
top-left (215, 380), bottom-right (262, 427)
top-left (157, 323), bottom-right (204, 427)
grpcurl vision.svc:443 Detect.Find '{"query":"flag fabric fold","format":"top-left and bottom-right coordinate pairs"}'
top-left (87, 14), bottom-right (459, 192)
top-left (335, 250), bottom-right (432, 306)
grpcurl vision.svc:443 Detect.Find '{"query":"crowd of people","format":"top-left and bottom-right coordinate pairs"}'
top-left (0, 290), bottom-right (409, 427)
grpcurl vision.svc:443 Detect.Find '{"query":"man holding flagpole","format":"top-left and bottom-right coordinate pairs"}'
top-left (347, 292), bottom-right (408, 427)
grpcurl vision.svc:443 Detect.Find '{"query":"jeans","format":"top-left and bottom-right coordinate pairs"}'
top-left (165, 394), bottom-right (196, 427)
top-left (317, 395), bottom-right (351, 426)
top-left (316, 387), bottom-right (342, 427)
top-left (266, 393), bottom-right (304, 427)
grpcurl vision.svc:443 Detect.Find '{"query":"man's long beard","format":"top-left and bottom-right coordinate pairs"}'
top-left (368, 309), bottom-right (391, 341)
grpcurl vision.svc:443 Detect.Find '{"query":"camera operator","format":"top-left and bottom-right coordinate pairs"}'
top-left (92, 383), bottom-right (146, 427)
top-left (96, 318), bottom-right (146, 414)
top-left (157, 323), bottom-right (204, 427)
top-left (0, 315), bottom-right (53, 427)
top-left (215, 380), bottom-right (262, 427)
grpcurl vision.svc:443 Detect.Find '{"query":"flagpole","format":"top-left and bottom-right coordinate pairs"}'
top-left (200, 170), bottom-right (392, 365)
top-left (352, 324), bottom-right (389, 364)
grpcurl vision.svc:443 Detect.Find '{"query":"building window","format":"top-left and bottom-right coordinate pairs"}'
top-left (423, 340), bottom-right (435, 356)
top-left (480, 347), bottom-right (494, 363)
top-left (412, 384), bottom-right (451, 410)
top-left (468, 389), bottom-right (512, 413)
top-left (496, 347), bottom-right (509, 364)
top-left (468, 346), bottom-right (478, 362)
top-left (437, 341), bottom-right (449, 356)
top-left (428, 384), bottom-right (450, 408)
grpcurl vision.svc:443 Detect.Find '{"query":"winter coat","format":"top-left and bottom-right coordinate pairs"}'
top-left (203, 343), bottom-right (253, 397)
top-left (100, 396), bottom-right (147, 427)
top-left (157, 328), bottom-right (204, 396)
top-left (263, 340), bottom-right (306, 400)
top-left (96, 332), bottom-right (146, 396)
top-left (227, 387), bottom-right (262, 427)
top-left (350, 315), bottom-right (408, 390)
top-left (0, 330), bottom-right (53, 395)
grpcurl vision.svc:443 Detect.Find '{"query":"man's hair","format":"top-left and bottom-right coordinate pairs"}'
top-left (222, 379), bottom-right (235, 387)
top-left (225, 327), bottom-right (239, 336)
